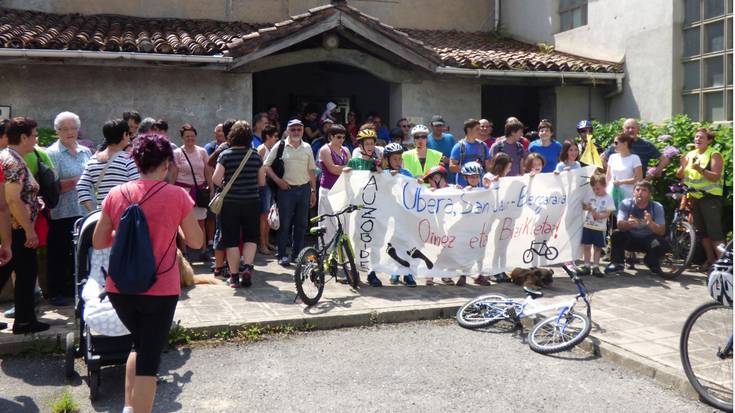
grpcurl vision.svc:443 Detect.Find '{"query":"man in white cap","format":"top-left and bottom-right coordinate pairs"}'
top-left (264, 118), bottom-right (318, 267)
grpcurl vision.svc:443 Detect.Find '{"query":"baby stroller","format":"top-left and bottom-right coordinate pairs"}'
top-left (64, 210), bottom-right (133, 401)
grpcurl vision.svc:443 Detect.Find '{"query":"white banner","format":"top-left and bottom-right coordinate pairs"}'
top-left (327, 167), bottom-right (596, 277)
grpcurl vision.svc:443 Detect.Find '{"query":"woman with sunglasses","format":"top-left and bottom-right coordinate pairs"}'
top-left (606, 132), bottom-right (642, 208)
top-left (402, 125), bottom-right (442, 179)
top-left (317, 124), bottom-right (351, 249)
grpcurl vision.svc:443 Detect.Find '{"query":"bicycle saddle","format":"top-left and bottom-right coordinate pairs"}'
top-left (523, 286), bottom-right (544, 299)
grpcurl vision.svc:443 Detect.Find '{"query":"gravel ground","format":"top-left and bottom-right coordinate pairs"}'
top-left (0, 320), bottom-right (718, 413)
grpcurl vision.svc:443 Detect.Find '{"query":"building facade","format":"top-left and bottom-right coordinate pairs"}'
top-left (3, 0), bottom-right (714, 145)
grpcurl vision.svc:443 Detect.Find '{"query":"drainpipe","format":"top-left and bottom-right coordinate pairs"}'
top-left (494, 0), bottom-right (501, 32)
top-left (603, 76), bottom-right (624, 99)
top-left (0, 49), bottom-right (233, 66)
top-left (436, 66), bottom-right (625, 82)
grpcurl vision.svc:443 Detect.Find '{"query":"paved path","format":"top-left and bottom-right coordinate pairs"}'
top-left (0, 321), bottom-right (713, 412)
top-left (0, 252), bottom-right (723, 403)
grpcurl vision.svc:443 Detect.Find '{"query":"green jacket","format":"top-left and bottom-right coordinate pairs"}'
top-left (402, 148), bottom-right (442, 178)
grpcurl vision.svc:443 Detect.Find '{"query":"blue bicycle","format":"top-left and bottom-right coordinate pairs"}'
top-left (457, 265), bottom-right (592, 354)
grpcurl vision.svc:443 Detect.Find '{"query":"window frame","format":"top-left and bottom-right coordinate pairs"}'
top-left (558, 0), bottom-right (588, 33)
top-left (681, 0), bottom-right (733, 122)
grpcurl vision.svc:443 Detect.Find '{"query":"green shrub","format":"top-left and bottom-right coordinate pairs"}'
top-left (591, 115), bottom-right (733, 229)
top-left (37, 127), bottom-right (57, 147)
top-left (50, 390), bottom-right (79, 413)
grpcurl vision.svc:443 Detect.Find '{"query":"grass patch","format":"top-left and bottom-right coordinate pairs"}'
top-left (168, 321), bottom-right (314, 348)
top-left (50, 390), bottom-right (79, 413)
top-left (19, 336), bottom-right (62, 357)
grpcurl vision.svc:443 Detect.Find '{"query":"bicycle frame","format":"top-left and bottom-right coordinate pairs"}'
top-left (309, 205), bottom-right (360, 276)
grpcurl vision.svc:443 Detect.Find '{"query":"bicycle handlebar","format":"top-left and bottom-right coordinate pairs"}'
top-left (310, 204), bottom-right (364, 224)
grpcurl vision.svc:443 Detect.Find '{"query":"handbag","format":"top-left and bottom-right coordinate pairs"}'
top-left (268, 203), bottom-right (280, 230)
top-left (34, 149), bottom-right (61, 209)
top-left (266, 140), bottom-right (286, 193)
top-left (209, 149), bottom-right (253, 214)
top-left (181, 149), bottom-right (210, 207)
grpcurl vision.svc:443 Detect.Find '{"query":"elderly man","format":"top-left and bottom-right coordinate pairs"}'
top-left (605, 181), bottom-right (668, 275)
top-left (601, 118), bottom-right (669, 176)
top-left (204, 123), bottom-right (225, 156)
top-left (479, 119), bottom-right (495, 149)
top-left (264, 118), bottom-right (317, 267)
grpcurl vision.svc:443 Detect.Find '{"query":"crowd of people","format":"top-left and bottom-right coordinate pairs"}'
top-left (0, 103), bottom-right (726, 413)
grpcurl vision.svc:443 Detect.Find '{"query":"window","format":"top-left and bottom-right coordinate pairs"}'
top-left (559, 0), bottom-right (587, 32)
top-left (682, 0), bottom-right (733, 121)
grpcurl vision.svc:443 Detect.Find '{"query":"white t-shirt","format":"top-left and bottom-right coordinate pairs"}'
top-left (607, 153), bottom-right (641, 200)
top-left (483, 172), bottom-right (499, 189)
top-left (583, 193), bottom-right (616, 231)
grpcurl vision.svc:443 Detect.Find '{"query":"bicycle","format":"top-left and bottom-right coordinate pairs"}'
top-left (522, 239), bottom-right (559, 264)
top-left (456, 265), bottom-right (592, 354)
top-left (680, 241), bottom-right (733, 412)
top-left (660, 182), bottom-right (696, 278)
top-left (294, 204), bottom-right (362, 306)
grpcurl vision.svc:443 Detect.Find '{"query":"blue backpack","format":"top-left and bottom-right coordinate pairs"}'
top-left (103, 182), bottom-right (176, 294)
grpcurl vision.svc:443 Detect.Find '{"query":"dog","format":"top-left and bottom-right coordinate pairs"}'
top-left (178, 249), bottom-right (219, 288)
top-left (509, 267), bottom-right (554, 290)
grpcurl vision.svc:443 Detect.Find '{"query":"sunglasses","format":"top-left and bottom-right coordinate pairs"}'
top-left (400, 124), bottom-right (410, 128)
top-left (414, 135), bottom-right (428, 140)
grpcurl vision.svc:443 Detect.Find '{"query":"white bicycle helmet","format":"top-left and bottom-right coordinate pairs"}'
top-left (410, 124), bottom-right (429, 137)
top-left (708, 243), bottom-right (733, 307)
top-left (383, 142), bottom-right (404, 158)
top-left (460, 161), bottom-right (484, 176)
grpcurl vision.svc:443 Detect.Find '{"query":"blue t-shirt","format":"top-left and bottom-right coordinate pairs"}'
top-left (554, 161), bottom-right (581, 172)
top-left (450, 139), bottom-right (490, 185)
top-left (528, 140), bottom-right (563, 173)
top-left (311, 137), bottom-right (327, 161)
top-left (252, 134), bottom-right (263, 149)
top-left (429, 132), bottom-right (456, 181)
top-left (204, 140), bottom-right (220, 155)
top-left (617, 198), bottom-right (665, 238)
top-left (604, 138), bottom-right (661, 175)
top-left (384, 168), bottom-right (413, 177)
top-left (377, 126), bottom-right (390, 142)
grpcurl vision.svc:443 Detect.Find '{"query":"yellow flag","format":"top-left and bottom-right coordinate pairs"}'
top-left (580, 135), bottom-right (603, 168)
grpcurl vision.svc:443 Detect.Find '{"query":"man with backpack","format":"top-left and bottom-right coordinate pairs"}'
top-left (449, 119), bottom-right (491, 186)
top-left (490, 121), bottom-right (528, 177)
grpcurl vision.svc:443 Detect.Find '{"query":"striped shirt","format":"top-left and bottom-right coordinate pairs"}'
top-left (77, 151), bottom-right (140, 208)
top-left (217, 147), bottom-right (262, 203)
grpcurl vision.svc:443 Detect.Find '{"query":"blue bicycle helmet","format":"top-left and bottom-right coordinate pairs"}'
top-left (460, 161), bottom-right (484, 176)
top-left (576, 120), bottom-right (593, 131)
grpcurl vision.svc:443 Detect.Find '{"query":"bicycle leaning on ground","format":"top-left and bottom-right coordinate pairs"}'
top-left (680, 241), bottom-right (733, 412)
top-left (456, 265), bottom-right (592, 354)
top-left (660, 182), bottom-right (697, 278)
top-left (293, 204), bottom-right (363, 306)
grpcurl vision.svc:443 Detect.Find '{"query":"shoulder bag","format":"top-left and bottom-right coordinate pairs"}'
top-left (181, 149), bottom-right (210, 207)
top-left (209, 149), bottom-right (253, 215)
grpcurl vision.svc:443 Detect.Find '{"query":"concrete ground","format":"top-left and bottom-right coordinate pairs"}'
top-left (0, 251), bottom-right (729, 409)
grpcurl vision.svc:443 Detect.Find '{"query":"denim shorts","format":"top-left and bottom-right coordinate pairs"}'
top-left (581, 227), bottom-right (606, 248)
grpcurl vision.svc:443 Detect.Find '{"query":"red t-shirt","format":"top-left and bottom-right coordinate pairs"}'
top-left (102, 180), bottom-right (193, 296)
top-left (0, 163), bottom-right (4, 184)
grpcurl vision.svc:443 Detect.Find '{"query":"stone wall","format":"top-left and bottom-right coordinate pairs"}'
top-left (3, 0), bottom-right (495, 31)
top-left (0, 64), bottom-right (252, 146)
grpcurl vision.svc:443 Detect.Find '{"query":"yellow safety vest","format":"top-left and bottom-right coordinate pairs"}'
top-left (684, 146), bottom-right (723, 198)
top-left (402, 148), bottom-right (443, 178)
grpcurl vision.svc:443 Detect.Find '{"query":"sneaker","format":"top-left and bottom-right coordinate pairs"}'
top-left (278, 257), bottom-right (290, 267)
top-left (604, 263), bottom-right (624, 274)
top-left (389, 275), bottom-right (400, 285)
top-left (240, 267), bottom-right (253, 288)
top-left (49, 296), bottom-right (70, 307)
top-left (576, 266), bottom-right (591, 276)
top-left (228, 274), bottom-right (241, 288)
top-left (367, 271), bottom-right (382, 287)
top-left (492, 272), bottom-right (511, 283)
top-left (647, 264), bottom-right (664, 276)
top-left (4, 307), bottom-right (14, 319)
top-left (474, 275), bottom-right (491, 286)
top-left (625, 256), bottom-right (638, 270)
top-left (441, 277), bottom-right (455, 285)
top-left (0, 321), bottom-right (6, 330)
top-left (591, 267), bottom-right (604, 278)
top-left (12, 321), bottom-right (50, 335)
top-left (403, 275), bottom-right (417, 287)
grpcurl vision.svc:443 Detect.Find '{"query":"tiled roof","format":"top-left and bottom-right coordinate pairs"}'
top-left (403, 29), bottom-right (624, 73)
top-left (0, 5), bottom-right (623, 73)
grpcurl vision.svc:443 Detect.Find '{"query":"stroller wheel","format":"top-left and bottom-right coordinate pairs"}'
top-left (88, 368), bottom-right (100, 401)
top-left (64, 332), bottom-right (75, 379)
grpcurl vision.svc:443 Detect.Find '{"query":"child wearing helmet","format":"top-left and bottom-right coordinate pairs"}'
top-left (422, 165), bottom-right (449, 191)
top-left (458, 161), bottom-right (484, 190)
top-left (383, 142), bottom-right (412, 177)
top-left (345, 129), bottom-right (382, 173)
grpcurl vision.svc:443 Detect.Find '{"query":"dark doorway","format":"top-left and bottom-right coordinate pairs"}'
top-left (253, 62), bottom-right (391, 129)
top-left (481, 85), bottom-right (551, 136)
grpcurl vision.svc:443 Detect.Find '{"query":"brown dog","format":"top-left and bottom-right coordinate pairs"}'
top-left (509, 267), bottom-right (554, 290)
top-left (178, 249), bottom-right (219, 288)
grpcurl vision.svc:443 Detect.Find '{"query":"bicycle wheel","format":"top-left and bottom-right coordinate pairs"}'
top-left (660, 220), bottom-right (696, 278)
top-left (339, 241), bottom-right (360, 288)
top-left (545, 246), bottom-right (559, 261)
top-left (294, 247), bottom-right (325, 306)
top-left (680, 301), bottom-right (733, 412)
top-left (522, 249), bottom-right (534, 264)
top-left (456, 295), bottom-right (513, 329)
top-left (528, 311), bottom-right (591, 354)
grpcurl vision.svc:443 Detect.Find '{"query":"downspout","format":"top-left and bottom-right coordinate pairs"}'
top-left (603, 76), bottom-right (624, 98)
top-left (494, 0), bottom-right (501, 32)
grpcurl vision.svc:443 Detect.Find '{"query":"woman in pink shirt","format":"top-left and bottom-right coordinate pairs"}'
top-left (93, 134), bottom-right (203, 413)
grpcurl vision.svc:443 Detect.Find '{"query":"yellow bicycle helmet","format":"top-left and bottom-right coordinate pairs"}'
top-left (356, 129), bottom-right (377, 142)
